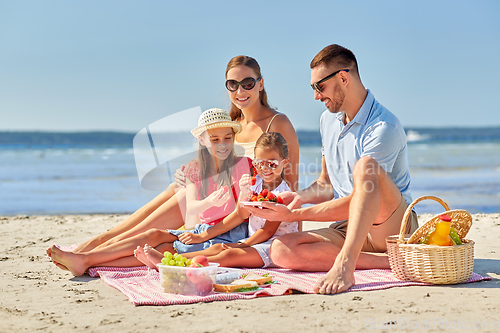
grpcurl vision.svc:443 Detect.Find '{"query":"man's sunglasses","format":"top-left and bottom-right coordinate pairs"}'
top-left (225, 77), bottom-right (262, 92)
top-left (311, 69), bottom-right (349, 93)
top-left (252, 159), bottom-right (286, 170)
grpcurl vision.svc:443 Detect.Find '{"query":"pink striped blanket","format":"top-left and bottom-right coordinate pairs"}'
top-left (87, 266), bottom-right (490, 306)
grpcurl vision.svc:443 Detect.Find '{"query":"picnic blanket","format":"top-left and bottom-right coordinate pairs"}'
top-left (87, 266), bottom-right (491, 306)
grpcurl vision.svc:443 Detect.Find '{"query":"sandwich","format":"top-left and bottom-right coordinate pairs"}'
top-left (213, 280), bottom-right (259, 293)
top-left (241, 272), bottom-right (273, 285)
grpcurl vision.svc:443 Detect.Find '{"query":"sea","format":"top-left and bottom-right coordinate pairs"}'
top-left (1, 127), bottom-right (499, 216)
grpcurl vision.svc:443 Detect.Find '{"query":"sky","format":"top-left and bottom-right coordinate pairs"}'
top-left (1, 0), bottom-right (499, 133)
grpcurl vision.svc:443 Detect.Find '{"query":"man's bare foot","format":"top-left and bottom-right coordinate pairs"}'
top-left (143, 244), bottom-right (164, 267)
top-left (48, 245), bottom-right (88, 276)
top-left (134, 246), bottom-right (157, 270)
top-left (313, 255), bottom-right (355, 294)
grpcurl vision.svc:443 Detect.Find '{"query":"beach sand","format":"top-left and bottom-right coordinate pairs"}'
top-left (1, 213), bottom-right (499, 333)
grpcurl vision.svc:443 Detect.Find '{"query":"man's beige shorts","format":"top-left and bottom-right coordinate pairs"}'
top-left (309, 196), bottom-right (418, 253)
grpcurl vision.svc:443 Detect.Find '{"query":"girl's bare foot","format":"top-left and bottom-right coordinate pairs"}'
top-left (143, 244), bottom-right (164, 267)
top-left (48, 245), bottom-right (88, 276)
top-left (134, 246), bottom-right (157, 269)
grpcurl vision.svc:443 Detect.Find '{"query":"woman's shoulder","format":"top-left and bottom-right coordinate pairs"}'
top-left (267, 113), bottom-right (297, 137)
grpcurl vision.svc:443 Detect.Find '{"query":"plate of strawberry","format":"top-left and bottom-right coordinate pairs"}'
top-left (240, 189), bottom-right (284, 207)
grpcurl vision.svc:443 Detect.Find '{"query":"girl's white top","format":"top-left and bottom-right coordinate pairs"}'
top-left (248, 175), bottom-right (299, 240)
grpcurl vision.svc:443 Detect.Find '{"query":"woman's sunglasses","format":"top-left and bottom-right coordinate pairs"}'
top-left (252, 159), bottom-right (286, 170)
top-left (225, 77), bottom-right (261, 92)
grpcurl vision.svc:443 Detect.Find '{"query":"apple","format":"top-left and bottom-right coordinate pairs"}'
top-left (186, 268), bottom-right (205, 284)
top-left (191, 255), bottom-right (209, 267)
top-left (196, 275), bottom-right (214, 296)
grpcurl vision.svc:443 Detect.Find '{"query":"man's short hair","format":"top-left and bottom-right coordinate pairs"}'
top-left (310, 44), bottom-right (359, 76)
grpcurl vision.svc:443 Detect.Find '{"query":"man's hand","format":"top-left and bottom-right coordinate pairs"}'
top-left (174, 165), bottom-right (186, 188)
top-left (177, 232), bottom-right (207, 244)
top-left (244, 201), bottom-right (295, 222)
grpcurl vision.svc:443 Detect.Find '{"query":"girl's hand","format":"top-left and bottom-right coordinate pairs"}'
top-left (177, 232), bottom-right (206, 244)
top-left (221, 243), bottom-right (248, 250)
top-left (207, 187), bottom-right (231, 207)
top-left (279, 191), bottom-right (304, 209)
top-left (238, 174), bottom-right (252, 198)
top-left (174, 165), bottom-right (186, 188)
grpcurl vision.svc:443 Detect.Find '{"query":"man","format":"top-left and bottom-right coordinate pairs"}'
top-left (245, 44), bottom-right (418, 294)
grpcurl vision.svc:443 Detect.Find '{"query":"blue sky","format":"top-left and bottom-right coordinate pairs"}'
top-left (1, 0), bottom-right (499, 132)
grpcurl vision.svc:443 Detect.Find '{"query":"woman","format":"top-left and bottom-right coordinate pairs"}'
top-left (70, 56), bottom-right (300, 255)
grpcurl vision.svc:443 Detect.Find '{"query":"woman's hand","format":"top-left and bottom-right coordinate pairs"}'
top-left (177, 232), bottom-right (207, 244)
top-left (174, 165), bottom-right (186, 188)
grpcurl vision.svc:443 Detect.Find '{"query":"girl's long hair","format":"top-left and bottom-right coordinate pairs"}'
top-left (225, 55), bottom-right (272, 122)
top-left (197, 129), bottom-right (238, 199)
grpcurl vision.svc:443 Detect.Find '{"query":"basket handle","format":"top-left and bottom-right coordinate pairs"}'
top-left (398, 195), bottom-right (450, 242)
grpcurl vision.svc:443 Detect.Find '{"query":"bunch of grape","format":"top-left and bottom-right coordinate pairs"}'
top-left (159, 253), bottom-right (214, 296)
top-left (161, 252), bottom-right (192, 267)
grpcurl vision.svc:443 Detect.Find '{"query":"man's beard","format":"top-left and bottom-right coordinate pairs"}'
top-left (327, 84), bottom-right (345, 113)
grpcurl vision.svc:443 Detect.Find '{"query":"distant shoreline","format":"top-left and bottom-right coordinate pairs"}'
top-left (1, 126), bottom-right (500, 146)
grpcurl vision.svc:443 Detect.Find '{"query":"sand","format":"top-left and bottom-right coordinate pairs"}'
top-left (1, 213), bottom-right (499, 333)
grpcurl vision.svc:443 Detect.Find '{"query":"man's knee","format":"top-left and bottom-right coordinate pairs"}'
top-left (270, 235), bottom-right (296, 267)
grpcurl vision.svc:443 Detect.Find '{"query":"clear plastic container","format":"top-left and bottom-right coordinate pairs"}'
top-left (158, 262), bottom-right (220, 296)
top-left (216, 267), bottom-right (242, 284)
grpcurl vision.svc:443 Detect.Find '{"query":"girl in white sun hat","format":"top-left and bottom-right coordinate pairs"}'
top-left (47, 108), bottom-right (254, 276)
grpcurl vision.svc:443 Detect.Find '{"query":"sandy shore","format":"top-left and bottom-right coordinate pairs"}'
top-left (1, 213), bottom-right (499, 333)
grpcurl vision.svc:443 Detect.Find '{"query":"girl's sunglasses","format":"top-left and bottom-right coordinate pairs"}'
top-left (252, 159), bottom-right (286, 170)
top-left (225, 77), bottom-right (261, 92)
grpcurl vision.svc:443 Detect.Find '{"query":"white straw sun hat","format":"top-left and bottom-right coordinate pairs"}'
top-left (191, 108), bottom-right (242, 138)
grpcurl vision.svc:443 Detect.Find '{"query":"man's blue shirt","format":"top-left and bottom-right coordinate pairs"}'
top-left (320, 89), bottom-right (412, 204)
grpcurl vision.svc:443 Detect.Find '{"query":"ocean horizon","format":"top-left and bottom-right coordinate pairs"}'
top-left (1, 127), bottom-right (499, 215)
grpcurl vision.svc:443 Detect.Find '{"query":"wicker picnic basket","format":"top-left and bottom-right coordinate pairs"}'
top-left (386, 196), bottom-right (474, 284)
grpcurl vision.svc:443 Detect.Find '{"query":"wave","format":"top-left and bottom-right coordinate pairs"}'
top-left (2, 127), bottom-right (500, 148)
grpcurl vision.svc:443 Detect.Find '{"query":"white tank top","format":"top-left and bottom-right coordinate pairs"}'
top-left (234, 113), bottom-right (280, 159)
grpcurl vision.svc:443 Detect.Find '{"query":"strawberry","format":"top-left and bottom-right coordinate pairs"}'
top-left (277, 196), bottom-right (284, 204)
top-left (261, 189), bottom-right (269, 198)
top-left (267, 192), bottom-right (276, 202)
top-left (250, 195), bottom-right (258, 202)
top-left (251, 176), bottom-right (257, 186)
top-left (257, 195), bottom-right (265, 202)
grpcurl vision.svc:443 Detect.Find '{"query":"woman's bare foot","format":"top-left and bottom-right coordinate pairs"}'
top-left (48, 245), bottom-right (88, 276)
top-left (134, 246), bottom-right (157, 269)
top-left (143, 244), bottom-right (164, 267)
top-left (46, 246), bottom-right (70, 271)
